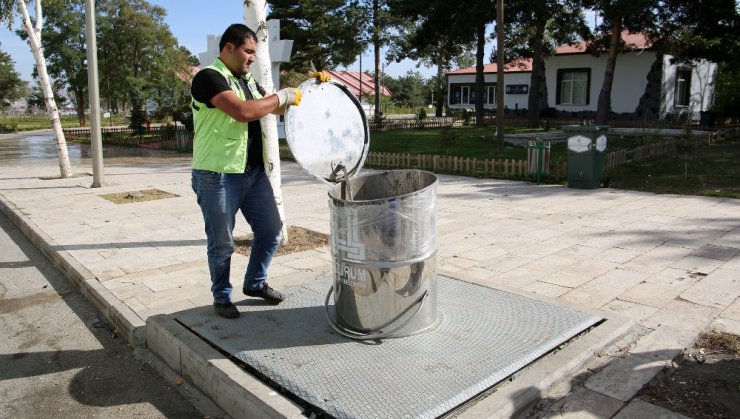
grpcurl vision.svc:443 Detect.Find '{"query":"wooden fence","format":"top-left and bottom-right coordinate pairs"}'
top-left (64, 126), bottom-right (142, 136)
top-left (64, 126), bottom-right (192, 151)
top-left (364, 152), bottom-right (567, 179)
top-left (277, 147), bottom-right (566, 180)
top-left (395, 115), bottom-right (705, 131)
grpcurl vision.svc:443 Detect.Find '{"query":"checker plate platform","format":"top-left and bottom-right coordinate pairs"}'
top-left (177, 276), bottom-right (602, 418)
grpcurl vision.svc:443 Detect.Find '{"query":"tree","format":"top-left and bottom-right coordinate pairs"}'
top-left (245, 0), bottom-right (288, 243)
top-left (96, 0), bottom-right (188, 120)
top-left (392, 70), bottom-right (427, 110)
top-left (267, 0), bottom-right (368, 72)
top-left (354, 0), bottom-right (403, 121)
top-left (658, 0), bottom-right (740, 66)
top-left (386, 0), bottom-right (481, 117)
top-left (504, 0), bottom-right (588, 128)
top-left (711, 63), bottom-right (740, 118)
top-left (580, 0), bottom-right (658, 124)
top-left (0, 47), bottom-right (26, 110)
top-left (19, 0), bottom-right (88, 126)
top-left (1, 0), bottom-right (72, 178)
top-left (657, 0), bottom-right (740, 117)
top-left (449, 0), bottom-right (497, 127)
top-left (27, 80), bottom-right (67, 113)
top-left (150, 46), bottom-right (197, 126)
top-left (495, 0), bottom-right (504, 151)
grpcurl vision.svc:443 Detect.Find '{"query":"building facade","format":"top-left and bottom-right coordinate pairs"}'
top-left (447, 33), bottom-right (717, 121)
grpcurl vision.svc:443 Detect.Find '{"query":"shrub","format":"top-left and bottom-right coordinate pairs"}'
top-left (0, 119), bottom-right (18, 133)
top-left (417, 107), bottom-right (427, 121)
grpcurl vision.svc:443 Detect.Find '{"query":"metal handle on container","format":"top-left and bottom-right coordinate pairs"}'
top-left (324, 286), bottom-right (429, 341)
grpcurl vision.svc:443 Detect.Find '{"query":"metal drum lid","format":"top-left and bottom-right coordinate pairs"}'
top-left (284, 79), bottom-right (369, 184)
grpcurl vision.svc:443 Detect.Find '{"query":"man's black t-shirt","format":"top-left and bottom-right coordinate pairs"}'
top-left (191, 69), bottom-right (266, 170)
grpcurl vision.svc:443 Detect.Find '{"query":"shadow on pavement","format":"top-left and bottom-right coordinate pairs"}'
top-left (0, 211), bottom-right (202, 417)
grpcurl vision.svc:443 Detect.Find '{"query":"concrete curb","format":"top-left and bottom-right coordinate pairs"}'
top-left (0, 196), bottom-right (146, 346)
top-left (146, 314), bottom-right (305, 419)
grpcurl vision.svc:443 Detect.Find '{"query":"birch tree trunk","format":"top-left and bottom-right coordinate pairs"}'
top-left (18, 0), bottom-right (72, 178)
top-left (244, 0), bottom-right (288, 243)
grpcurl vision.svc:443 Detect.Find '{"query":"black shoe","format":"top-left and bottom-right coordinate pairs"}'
top-left (243, 284), bottom-right (284, 304)
top-left (213, 302), bottom-right (240, 319)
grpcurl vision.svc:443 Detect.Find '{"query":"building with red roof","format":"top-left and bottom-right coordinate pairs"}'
top-left (325, 70), bottom-right (392, 97)
top-left (324, 70), bottom-right (392, 115)
top-left (447, 32), bottom-right (716, 121)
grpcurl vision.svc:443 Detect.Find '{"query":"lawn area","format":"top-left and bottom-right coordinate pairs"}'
top-left (370, 126), bottom-right (677, 162)
top-left (370, 127), bottom-right (527, 160)
top-left (606, 135), bottom-right (740, 199)
top-left (0, 114), bottom-right (129, 132)
top-left (368, 126), bottom-right (739, 199)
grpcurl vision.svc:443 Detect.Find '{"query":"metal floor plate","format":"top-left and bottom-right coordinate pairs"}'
top-left (177, 276), bottom-right (602, 418)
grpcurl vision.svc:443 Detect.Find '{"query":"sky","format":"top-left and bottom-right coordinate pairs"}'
top-left (0, 0), bottom-right (440, 85)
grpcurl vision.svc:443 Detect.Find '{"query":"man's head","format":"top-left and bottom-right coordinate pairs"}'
top-left (218, 24), bottom-right (258, 76)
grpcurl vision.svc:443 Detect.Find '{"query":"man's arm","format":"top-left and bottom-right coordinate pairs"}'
top-left (211, 91), bottom-right (282, 122)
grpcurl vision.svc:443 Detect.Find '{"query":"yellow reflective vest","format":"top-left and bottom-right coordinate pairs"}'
top-left (191, 58), bottom-right (265, 173)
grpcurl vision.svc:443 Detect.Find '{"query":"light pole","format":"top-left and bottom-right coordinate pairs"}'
top-left (85, 0), bottom-right (104, 187)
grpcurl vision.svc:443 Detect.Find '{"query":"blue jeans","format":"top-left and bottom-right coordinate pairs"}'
top-left (191, 167), bottom-right (282, 304)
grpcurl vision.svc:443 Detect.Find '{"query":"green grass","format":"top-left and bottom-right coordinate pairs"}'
top-left (606, 136), bottom-right (740, 199)
top-left (370, 127), bottom-right (526, 160)
top-left (369, 127), bottom-right (739, 199)
top-left (369, 127), bottom-right (667, 161)
top-left (0, 114), bottom-right (130, 132)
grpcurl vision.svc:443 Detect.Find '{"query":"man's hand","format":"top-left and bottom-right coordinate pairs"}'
top-left (276, 88), bottom-right (302, 107)
top-left (308, 71), bottom-right (331, 83)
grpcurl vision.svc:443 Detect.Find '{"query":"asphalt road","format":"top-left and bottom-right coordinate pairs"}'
top-left (0, 210), bottom-right (208, 418)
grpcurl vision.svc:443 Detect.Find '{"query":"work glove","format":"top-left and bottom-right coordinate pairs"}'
top-left (308, 71), bottom-right (331, 83)
top-left (276, 88), bottom-right (302, 107)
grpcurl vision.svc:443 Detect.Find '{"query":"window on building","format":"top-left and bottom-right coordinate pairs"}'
top-left (450, 83), bottom-right (496, 105)
top-left (486, 85), bottom-right (496, 105)
top-left (450, 85), bottom-right (470, 104)
top-left (675, 69), bottom-right (691, 107)
top-left (556, 69), bottom-right (590, 105)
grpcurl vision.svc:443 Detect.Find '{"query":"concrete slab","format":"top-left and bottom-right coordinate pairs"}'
top-left (613, 399), bottom-right (691, 419)
top-left (601, 299), bottom-right (659, 322)
top-left (640, 300), bottom-right (719, 334)
top-left (679, 268), bottom-right (740, 310)
top-left (530, 386), bottom-right (624, 418)
top-left (618, 282), bottom-right (683, 308)
top-left (584, 353), bottom-right (667, 402)
top-left (709, 317), bottom-right (740, 335)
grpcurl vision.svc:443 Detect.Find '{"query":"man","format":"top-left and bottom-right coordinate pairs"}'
top-left (191, 23), bottom-right (330, 319)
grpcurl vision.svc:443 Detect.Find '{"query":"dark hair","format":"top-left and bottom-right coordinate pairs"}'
top-left (219, 24), bottom-right (258, 51)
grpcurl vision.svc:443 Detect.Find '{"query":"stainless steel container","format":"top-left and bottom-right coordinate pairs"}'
top-left (327, 169), bottom-right (439, 338)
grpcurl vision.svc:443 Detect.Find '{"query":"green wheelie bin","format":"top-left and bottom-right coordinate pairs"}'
top-left (563, 125), bottom-right (608, 189)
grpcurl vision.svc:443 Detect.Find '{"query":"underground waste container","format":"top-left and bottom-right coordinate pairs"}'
top-left (284, 78), bottom-right (439, 340)
top-left (563, 125), bottom-right (608, 189)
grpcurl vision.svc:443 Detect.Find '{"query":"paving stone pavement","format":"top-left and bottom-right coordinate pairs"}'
top-left (1, 131), bottom-right (738, 418)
